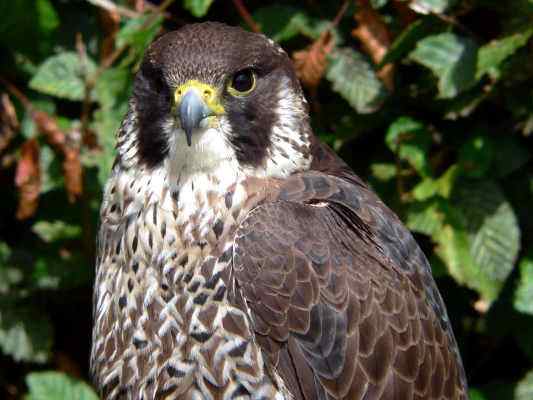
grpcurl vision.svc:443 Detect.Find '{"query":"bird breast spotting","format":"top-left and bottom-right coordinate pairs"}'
top-left (91, 22), bottom-right (469, 400)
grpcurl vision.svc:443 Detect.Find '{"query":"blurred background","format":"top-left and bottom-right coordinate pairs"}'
top-left (0, 0), bottom-right (532, 398)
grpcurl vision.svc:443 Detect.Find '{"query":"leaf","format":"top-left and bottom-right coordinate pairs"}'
top-left (183, 0), bottom-right (214, 18)
top-left (450, 179), bottom-right (521, 302)
top-left (26, 371), bottom-right (99, 400)
top-left (409, 33), bottom-right (478, 98)
top-left (406, 198), bottom-right (446, 236)
top-left (253, 6), bottom-right (310, 42)
top-left (476, 29), bottom-right (533, 80)
top-left (116, 15), bottom-right (163, 59)
top-left (0, 299), bottom-right (52, 363)
top-left (63, 146), bottom-right (82, 203)
top-left (370, 163), bottom-right (396, 181)
top-left (293, 31), bottom-right (334, 89)
top-left (380, 18), bottom-right (439, 66)
top-left (469, 388), bottom-right (488, 400)
top-left (409, 0), bottom-right (456, 14)
top-left (326, 48), bottom-right (387, 113)
top-left (32, 221), bottom-right (81, 243)
top-left (516, 370), bottom-right (533, 400)
top-left (0, 242), bottom-right (23, 295)
top-left (385, 116), bottom-right (432, 176)
top-left (15, 139), bottom-right (41, 220)
top-left (29, 52), bottom-right (96, 101)
top-left (514, 256), bottom-right (533, 315)
top-left (352, 1), bottom-right (394, 89)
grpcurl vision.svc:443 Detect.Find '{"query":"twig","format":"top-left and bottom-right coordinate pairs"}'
top-left (0, 76), bottom-right (32, 110)
top-left (331, 0), bottom-right (351, 29)
top-left (232, 0), bottom-right (260, 33)
top-left (76, 33), bottom-right (92, 142)
top-left (86, 0), bottom-right (141, 18)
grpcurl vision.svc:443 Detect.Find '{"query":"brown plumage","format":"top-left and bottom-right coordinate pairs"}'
top-left (91, 22), bottom-right (468, 399)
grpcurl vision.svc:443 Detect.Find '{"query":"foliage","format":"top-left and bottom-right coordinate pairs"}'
top-left (0, 0), bottom-right (532, 398)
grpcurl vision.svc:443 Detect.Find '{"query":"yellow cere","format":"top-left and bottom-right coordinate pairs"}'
top-left (174, 80), bottom-right (225, 115)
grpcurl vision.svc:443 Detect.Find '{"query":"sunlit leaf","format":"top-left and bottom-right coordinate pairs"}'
top-left (409, 0), bottom-right (456, 14)
top-left (32, 221), bottom-right (81, 243)
top-left (409, 33), bottom-right (478, 98)
top-left (385, 117), bottom-right (432, 176)
top-left (0, 300), bottom-right (52, 363)
top-left (183, 0), bottom-right (214, 18)
top-left (515, 256), bottom-right (533, 315)
top-left (406, 198), bottom-right (446, 236)
top-left (476, 29), bottom-right (533, 80)
top-left (26, 371), bottom-right (98, 400)
top-left (29, 52), bottom-right (96, 101)
top-left (450, 179), bottom-right (521, 302)
top-left (516, 370), bottom-right (533, 400)
top-left (326, 48), bottom-right (387, 113)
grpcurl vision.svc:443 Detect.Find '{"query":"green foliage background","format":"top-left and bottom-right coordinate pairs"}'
top-left (1, 0), bottom-right (532, 398)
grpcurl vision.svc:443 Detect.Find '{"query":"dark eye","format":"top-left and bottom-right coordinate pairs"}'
top-left (229, 69), bottom-right (256, 95)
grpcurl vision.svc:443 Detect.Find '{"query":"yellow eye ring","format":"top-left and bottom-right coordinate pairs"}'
top-left (227, 69), bottom-right (256, 96)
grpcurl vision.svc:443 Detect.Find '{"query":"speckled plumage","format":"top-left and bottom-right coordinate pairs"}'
top-left (91, 22), bottom-right (468, 400)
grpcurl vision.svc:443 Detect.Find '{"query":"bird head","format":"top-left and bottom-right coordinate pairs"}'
top-left (125, 22), bottom-right (313, 181)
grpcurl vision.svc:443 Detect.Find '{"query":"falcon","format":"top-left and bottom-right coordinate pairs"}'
top-left (91, 22), bottom-right (468, 400)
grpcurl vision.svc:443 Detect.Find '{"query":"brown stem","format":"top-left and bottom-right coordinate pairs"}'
top-left (331, 0), bottom-right (351, 29)
top-left (0, 76), bottom-right (32, 110)
top-left (76, 33), bottom-right (93, 143)
top-left (232, 0), bottom-right (261, 33)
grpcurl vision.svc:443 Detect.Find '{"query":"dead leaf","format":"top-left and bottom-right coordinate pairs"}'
top-left (63, 147), bottom-right (82, 203)
top-left (15, 139), bottom-right (41, 219)
top-left (352, 0), bottom-right (395, 90)
top-left (32, 110), bottom-right (66, 150)
top-left (99, 7), bottom-right (121, 60)
top-left (32, 111), bottom-right (83, 202)
top-left (0, 93), bottom-right (19, 154)
top-left (293, 31), bottom-right (335, 90)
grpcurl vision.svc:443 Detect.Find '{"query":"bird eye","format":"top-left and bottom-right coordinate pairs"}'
top-left (228, 69), bottom-right (256, 95)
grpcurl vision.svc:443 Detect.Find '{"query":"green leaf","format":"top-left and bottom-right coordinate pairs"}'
top-left (253, 6), bottom-right (326, 42)
top-left (116, 14), bottom-right (163, 59)
top-left (370, 163), bottom-right (396, 181)
top-left (409, 33), bottom-right (478, 98)
top-left (476, 29), bottom-right (533, 80)
top-left (183, 0), bottom-right (214, 18)
top-left (514, 256), bottom-right (533, 315)
top-left (380, 18), bottom-right (440, 66)
top-left (95, 68), bottom-right (131, 110)
top-left (409, 0), bottom-right (456, 14)
top-left (26, 371), bottom-right (99, 400)
top-left (326, 48), bottom-right (387, 114)
top-left (0, 243), bottom-right (23, 295)
top-left (29, 52), bottom-right (96, 101)
top-left (385, 117), bottom-right (432, 176)
top-left (0, 300), bottom-right (52, 363)
top-left (450, 180), bottom-right (521, 302)
top-left (32, 221), bottom-right (82, 243)
top-left (406, 198), bottom-right (446, 236)
top-left (469, 388), bottom-right (488, 400)
top-left (516, 370), bottom-right (533, 400)
top-left (458, 135), bottom-right (494, 178)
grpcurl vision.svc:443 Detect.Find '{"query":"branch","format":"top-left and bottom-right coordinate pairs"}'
top-left (232, 0), bottom-right (260, 33)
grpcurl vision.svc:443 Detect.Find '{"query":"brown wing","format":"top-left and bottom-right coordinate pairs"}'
top-left (232, 172), bottom-right (468, 400)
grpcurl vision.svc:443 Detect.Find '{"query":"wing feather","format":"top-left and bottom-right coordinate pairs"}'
top-left (232, 172), bottom-right (468, 400)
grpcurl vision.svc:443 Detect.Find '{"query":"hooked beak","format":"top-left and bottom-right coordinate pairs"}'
top-left (175, 81), bottom-right (224, 147)
top-left (178, 89), bottom-right (213, 146)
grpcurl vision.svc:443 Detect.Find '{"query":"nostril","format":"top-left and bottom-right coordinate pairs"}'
top-left (203, 89), bottom-right (211, 99)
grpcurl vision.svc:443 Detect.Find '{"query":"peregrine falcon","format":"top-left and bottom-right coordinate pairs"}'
top-left (91, 22), bottom-right (468, 400)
